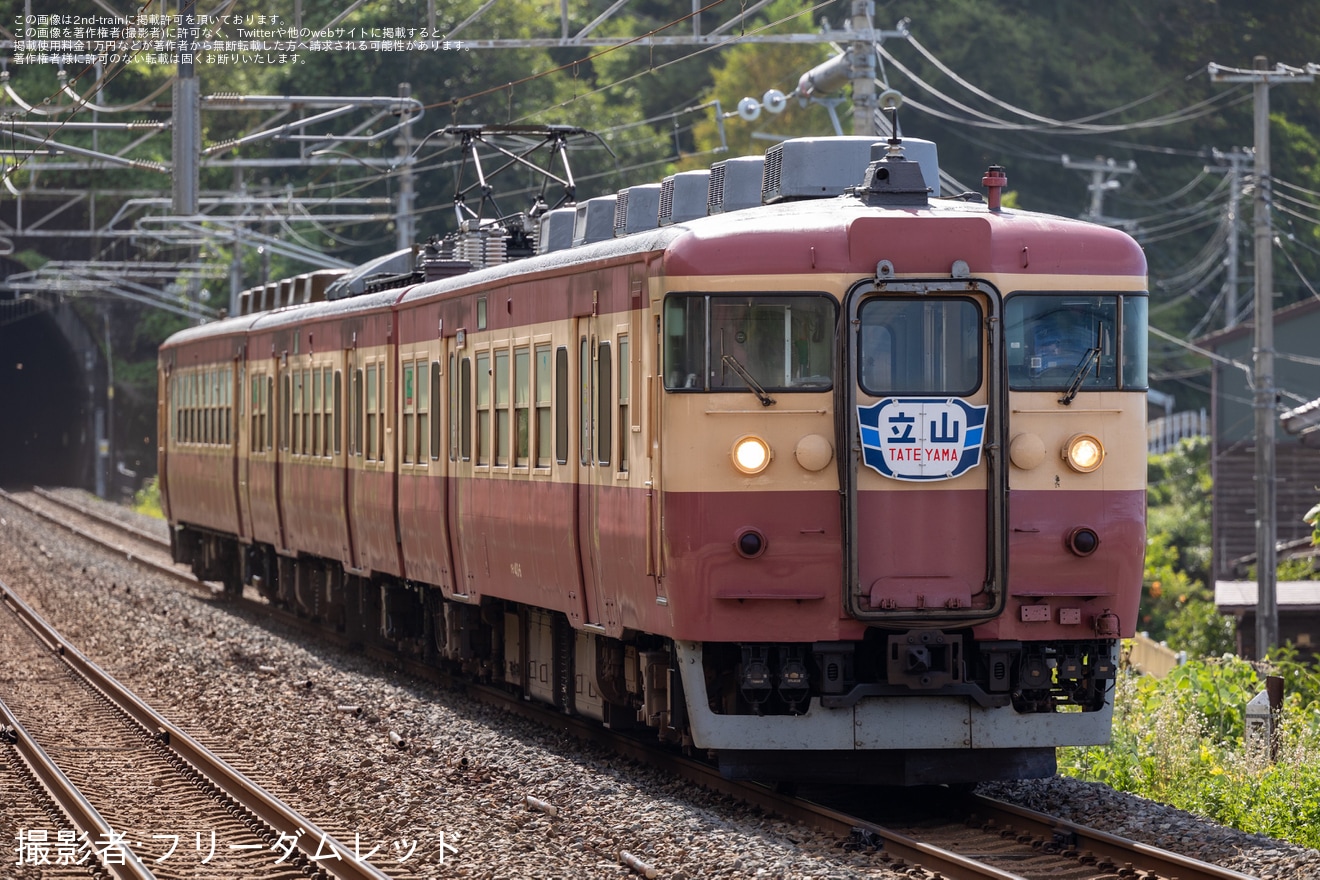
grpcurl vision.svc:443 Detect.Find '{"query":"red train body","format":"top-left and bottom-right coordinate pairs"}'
top-left (160, 138), bottom-right (1147, 784)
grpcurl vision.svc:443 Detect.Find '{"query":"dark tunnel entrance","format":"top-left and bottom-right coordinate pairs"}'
top-left (0, 301), bottom-right (93, 488)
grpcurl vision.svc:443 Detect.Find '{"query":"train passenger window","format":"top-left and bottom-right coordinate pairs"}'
top-left (459, 357), bottom-right (472, 462)
top-left (417, 359), bottom-right (430, 463)
top-left (1004, 293), bottom-right (1147, 391)
top-left (663, 293), bottom-right (836, 392)
top-left (251, 376), bottom-right (262, 453)
top-left (598, 342), bottom-right (612, 467)
top-left (403, 361), bottom-right (416, 464)
top-left (352, 368), bottom-right (363, 457)
top-left (476, 352), bottom-right (491, 466)
top-left (333, 371), bottom-right (343, 456)
top-left (267, 377), bottom-right (274, 451)
top-left (535, 344), bottom-right (551, 468)
top-left (323, 369), bottom-right (334, 457)
top-left (617, 336), bottom-right (629, 473)
top-left (366, 365), bottom-right (378, 461)
top-left (555, 346), bottom-right (568, 466)
top-left (304, 369), bottom-right (315, 456)
top-left (429, 362), bottom-right (441, 462)
top-left (858, 297), bottom-right (981, 396)
top-left (449, 355), bottom-right (458, 461)
top-left (313, 367), bottom-right (323, 456)
top-left (579, 338), bottom-right (590, 466)
top-left (495, 350), bottom-right (510, 467)
top-left (514, 346), bottom-right (530, 468)
top-left (293, 371), bottom-right (304, 455)
top-left (281, 373), bottom-right (291, 451)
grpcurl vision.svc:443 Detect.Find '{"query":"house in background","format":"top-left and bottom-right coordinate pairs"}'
top-left (1199, 300), bottom-right (1320, 656)
top-left (1198, 299), bottom-right (1320, 583)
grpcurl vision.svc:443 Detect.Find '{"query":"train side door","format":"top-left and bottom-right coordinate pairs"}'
top-left (844, 280), bottom-right (1005, 622)
top-left (573, 320), bottom-right (606, 628)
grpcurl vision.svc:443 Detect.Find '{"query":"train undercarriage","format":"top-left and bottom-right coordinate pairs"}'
top-left (174, 523), bottom-right (1118, 786)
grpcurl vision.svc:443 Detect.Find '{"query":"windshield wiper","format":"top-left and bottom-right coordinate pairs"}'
top-left (1058, 323), bottom-right (1110, 406)
top-left (1058, 347), bottom-right (1101, 405)
top-left (722, 354), bottom-right (776, 407)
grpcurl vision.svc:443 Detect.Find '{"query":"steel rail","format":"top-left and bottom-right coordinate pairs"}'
top-left (0, 695), bottom-right (157, 880)
top-left (971, 795), bottom-right (1261, 880)
top-left (9, 488), bottom-right (1270, 880)
top-left (0, 579), bottom-right (392, 880)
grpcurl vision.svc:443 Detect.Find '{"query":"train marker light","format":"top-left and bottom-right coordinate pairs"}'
top-left (1062, 433), bottom-right (1104, 473)
top-left (732, 435), bottom-right (772, 474)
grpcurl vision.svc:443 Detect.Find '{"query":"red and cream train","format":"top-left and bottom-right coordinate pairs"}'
top-left (158, 134), bottom-right (1148, 785)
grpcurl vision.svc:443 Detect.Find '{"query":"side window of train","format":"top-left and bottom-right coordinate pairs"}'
top-left (534, 344), bottom-right (551, 469)
top-left (579, 338), bottom-right (590, 466)
top-left (554, 346), bottom-right (568, 465)
top-left (429, 361), bottom-right (441, 462)
top-left (494, 349), bottom-right (510, 467)
top-left (281, 372), bottom-right (292, 452)
top-left (514, 346), bottom-right (530, 468)
top-left (352, 368), bottom-right (364, 457)
top-left (402, 360), bottom-right (416, 464)
top-left (476, 351), bottom-right (491, 466)
top-left (597, 341), bottom-right (612, 468)
top-left (617, 336), bottom-right (629, 473)
top-left (459, 356), bottom-right (472, 462)
top-left (333, 371), bottom-right (343, 456)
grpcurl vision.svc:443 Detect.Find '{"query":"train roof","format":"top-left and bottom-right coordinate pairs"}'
top-left (162, 186), bottom-right (1146, 356)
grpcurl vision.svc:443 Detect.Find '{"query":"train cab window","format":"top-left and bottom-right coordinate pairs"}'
top-left (858, 297), bottom-right (981, 396)
top-left (1005, 293), bottom-right (1148, 391)
top-left (663, 293), bottom-right (835, 392)
top-left (514, 346), bottom-right (530, 468)
top-left (535, 344), bottom-right (551, 468)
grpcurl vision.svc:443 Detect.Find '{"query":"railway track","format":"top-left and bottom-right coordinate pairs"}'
top-left (2, 487), bottom-right (1265, 880)
top-left (0, 574), bottom-right (397, 880)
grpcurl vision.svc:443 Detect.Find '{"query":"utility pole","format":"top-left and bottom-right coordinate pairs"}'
top-left (172, 0), bottom-right (200, 216)
top-left (849, 1), bottom-right (876, 136)
top-left (1061, 155), bottom-right (1137, 225)
top-left (1210, 57), bottom-right (1317, 659)
top-left (395, 83), bottom-right (416, 250)
top-left (1208, 148), bottom-right (1252, 329)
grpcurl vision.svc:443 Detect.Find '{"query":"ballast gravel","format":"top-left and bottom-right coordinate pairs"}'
top-left (0, 489), bottom-right (1313, 879)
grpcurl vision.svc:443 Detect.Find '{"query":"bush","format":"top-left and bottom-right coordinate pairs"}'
top-left (1061, 655), bottom-right (1320, 849)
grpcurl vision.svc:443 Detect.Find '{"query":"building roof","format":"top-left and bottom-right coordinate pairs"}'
top-left (1215, 580), bottom-right (1320, 610)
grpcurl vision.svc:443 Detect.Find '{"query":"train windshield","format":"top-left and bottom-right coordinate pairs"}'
top-left (1005, 293), bottom-right (1148, 391)
top-left (856, 297), bottom-right (982, 396)
top-left (663, 293), bottom-right (835, 392)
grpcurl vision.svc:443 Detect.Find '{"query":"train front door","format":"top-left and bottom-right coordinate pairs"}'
top-left (844, 280), bottom-right (1004, 622)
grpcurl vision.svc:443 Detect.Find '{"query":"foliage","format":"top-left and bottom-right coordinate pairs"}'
top-left (1061, 653), bottom-right (1320, 849)
top-left (1306, 502), bottom-right (1320, 546)
top-left (132, 477), bottom-right (164, 520)
top-left (1141, 438), bottom-right (1228, 656)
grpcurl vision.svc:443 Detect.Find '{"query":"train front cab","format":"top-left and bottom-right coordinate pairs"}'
top-left (661, 273), bottom-right (1148, 785)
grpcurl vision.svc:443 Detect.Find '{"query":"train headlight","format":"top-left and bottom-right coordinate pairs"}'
top-left (1063, 433), bottom-right (1105, 473)
top-left (732, 435), bottom-right (772, 474)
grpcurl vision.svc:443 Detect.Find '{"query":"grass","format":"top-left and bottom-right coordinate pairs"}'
top-left (1060, 652), bottom-right (1320, 849)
